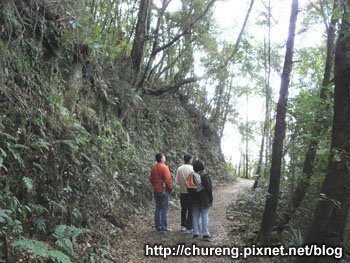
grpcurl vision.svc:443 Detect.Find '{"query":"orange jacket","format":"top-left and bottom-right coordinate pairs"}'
top-left (150, 162), bottom-right (173, 193)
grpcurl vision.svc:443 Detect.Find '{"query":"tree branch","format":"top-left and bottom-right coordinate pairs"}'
top-left (143, 77), bottom-right (198, 96)
top-left (151, 0), bottom-right (217, 56)
top-left (222, 0), bottom-right (255, 69)
top-left (208, 0), bottom-right (255, 74)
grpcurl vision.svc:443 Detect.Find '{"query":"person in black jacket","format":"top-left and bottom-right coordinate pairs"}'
top-left (192, 160), bottom-right (213, 241)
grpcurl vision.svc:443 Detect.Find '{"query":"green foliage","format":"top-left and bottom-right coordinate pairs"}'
top-left (284, 227), bottom-right (304, 246)
top-left (49, 200), bottom-right (66, 214)
top-left (0, 191), bottom-right (24, 235)
top-left (0, 209), bottom-right (11, 224)
top-left (0, 0), bottom-right (229, 261)
top-left (22, 177), bottom-right (34, 193)
top-left (29, 204), bottom-right (49, 215)
top-left (234, 188), bottom-right (266, 232)
top-left (0, 0), bottom-right (338, 259)
top-left (70, 208), bottom-right (82, 221)
top-left (53, 225), bottom-right (89, 256)
top-left (88, 244), bottom-right (112, 263)
top-left (225, 162), bottom-right (238, 180)
top-left (13, 239), bottom-right (71, 263)
top-left (0, 147), bottom-right (7, 172)
top-left (34, 217), bottom-right (47, 233)
top-left (295, 47), bottom-right (326, 88)
top-left (301, 0), bottom-right (335, 32)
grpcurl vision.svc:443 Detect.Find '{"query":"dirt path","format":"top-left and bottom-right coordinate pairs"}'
top-left (114, 178), bottom-right (254, 262)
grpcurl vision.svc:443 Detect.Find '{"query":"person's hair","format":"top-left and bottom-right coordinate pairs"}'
top-left (184, 154), bottom-right (193, 164)
top-left (155, 153), bottom-right (163, 163)
top-left (193, 160), bottom-right (205, 172)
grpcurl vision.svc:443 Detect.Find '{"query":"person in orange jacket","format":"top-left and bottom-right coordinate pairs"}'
top-left (149, 153), bottom-right (173, 232)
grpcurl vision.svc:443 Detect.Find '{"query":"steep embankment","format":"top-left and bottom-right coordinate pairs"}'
top-left (0, 1), bottom-right (228, 261)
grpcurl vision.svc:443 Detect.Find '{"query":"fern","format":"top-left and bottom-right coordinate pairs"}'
top-left (13, 238), bottom-right (71, 263)
top-left (89, 245), bottom-right (112, 263)
top-left (0, 147), bottom-right (7, 172)
top-left (285, 227), bottom-right (303, 246)
top-left (23, 177), bottom-right (34, 193)
top-left (32, 162), bottom-right (44, 171)
top-left (34, 217), bottom-right (47, 232)
top-left (0, 209), bottom-right (11, 223)
top-left (53, 225), bottom-right (89, 256)
top-left (14, 239), bottom-right (49, 257)
top-left (35, 138), bottom-right (51, 151)
top-left (49, 200), bottom-right (66, 213)
top-left (71, 207), bottom-right (82, 220)
top-left (47, 250), bottom-right (72, 263)
top-left (9, 148), bottom-right (25, 169)
top-left (30, 203), bottom-right (49, 215)
top-left (59, 239), bottom-right (74, 256)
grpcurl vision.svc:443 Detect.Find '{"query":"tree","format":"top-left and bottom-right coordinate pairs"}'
top-left (277, 0), bottom-right (338, 232)
top-left (254, 0), bottom-right (272, 189)
top-left (297, 2), bottom-right (350, 262)
top-left (130, 0), bottom-right (151, 74)
top-left (209, 0), bottom-right (255, 135)
top-left (138, 0), bottom-right (217, 92)
top-left (257, 0), bottom-right (299, 244)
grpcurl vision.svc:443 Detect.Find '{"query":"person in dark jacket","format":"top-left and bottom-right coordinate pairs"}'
top-left (192, 159), bottom-right (213, 241)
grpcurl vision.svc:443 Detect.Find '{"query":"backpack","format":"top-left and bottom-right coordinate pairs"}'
top-left (186, 172), bottom-right (203, 193)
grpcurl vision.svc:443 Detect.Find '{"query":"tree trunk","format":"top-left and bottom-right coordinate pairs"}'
top-left (245, 94), bottom-right (249, 179)
top-left (130, 0), bottom-right (150, 74)
top-left (211, 84), bottom-right (225, 124)
top-left (254, 34), bottom-right (271, 189)
top-left (297, 2), bottom-right (350, 262)
top-left (237, 159), bottom-right (241, 178)
top-left (238, 139), bottom-right (244, 177)
top-left (257, 0), bottom-right (299, 244)
top-left (264, 2), bottom-right (272, 176)
top-left (277, 0), bottom-right (338, 233)
top-left (254, 119), bottom-right (266, 188)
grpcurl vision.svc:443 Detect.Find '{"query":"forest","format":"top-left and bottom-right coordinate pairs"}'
top-left (0, 0), bottom-right (349, 262)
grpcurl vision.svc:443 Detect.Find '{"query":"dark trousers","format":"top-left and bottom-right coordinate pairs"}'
top-left (180, 193), bottom-right (193, 230)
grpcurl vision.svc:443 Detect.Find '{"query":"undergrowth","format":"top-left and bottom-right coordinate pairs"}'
top-left (0, 0), bottom-right (227, 261)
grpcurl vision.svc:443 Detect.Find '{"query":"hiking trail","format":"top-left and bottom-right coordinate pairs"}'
top-left (114, 178), bottom-right (255, 262)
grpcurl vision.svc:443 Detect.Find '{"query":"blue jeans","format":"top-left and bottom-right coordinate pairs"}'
top-left (154, 192), bottom-right (169, 230)
top-left (192, 203), bottom-right (209, 236)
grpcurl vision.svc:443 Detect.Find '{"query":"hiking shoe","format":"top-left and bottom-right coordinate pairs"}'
top-left (181, 226), bottom-right (186, 232)
top-left (193, 235), bottom-right (199, 239)
top-left (185, 229), bottom-right (193, 234)
top-left (161, 228), bottom-right (172, 232)
top-left (203, 235), bottom-right (212, 242)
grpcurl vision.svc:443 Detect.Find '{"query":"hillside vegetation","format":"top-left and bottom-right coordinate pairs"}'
top-left (0, 0), bottom-right (228, 261)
